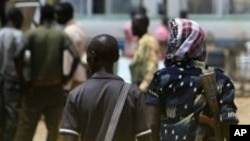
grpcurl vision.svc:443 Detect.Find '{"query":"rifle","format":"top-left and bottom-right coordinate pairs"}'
top-left (200, 70), bottom-right (224, 141)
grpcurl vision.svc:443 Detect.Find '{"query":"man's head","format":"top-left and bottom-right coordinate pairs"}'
top-left (179, 10), bottom-right (188, 19)
top-left (6, 7), bottom-right (23, 29)
top-left (132, 13), bottom-right (149, 37)
top-left (162, 16), bottom-right (169, 27)
top-left (87, 34), bottom-right (119, 74)
top-left (40, 4), bottom-right (55, 24)
top-left (55, 2), bottom-right (74, 25)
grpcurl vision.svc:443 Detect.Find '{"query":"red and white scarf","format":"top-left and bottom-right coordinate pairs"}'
top-left (165, 18), bottom-right (206, 63)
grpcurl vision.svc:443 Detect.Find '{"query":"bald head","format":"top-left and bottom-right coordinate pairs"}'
top-left (87, 34), bottom-right (119, 64)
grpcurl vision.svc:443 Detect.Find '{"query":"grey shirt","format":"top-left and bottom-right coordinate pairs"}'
top-left (60, 71), bottom-right (151, 141)
top-left (0, 27), bottom-right (24, 81)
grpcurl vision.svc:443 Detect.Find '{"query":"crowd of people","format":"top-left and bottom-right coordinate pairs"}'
top-left (0, 2), bottom-right (239, 141)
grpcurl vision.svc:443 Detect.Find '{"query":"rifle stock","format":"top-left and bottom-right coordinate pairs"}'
top-left (200, 71), bottom-right (224, 141)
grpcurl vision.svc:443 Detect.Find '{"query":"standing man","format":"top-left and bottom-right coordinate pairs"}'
top-left (130, 13), bottom-right (159, 92)
top-left (123, 6), bottom-right (147, 58)
top-left (146, 18), bottom-right (238, 141)
top-left (59, 34), bottom-right (152, 141)
top-left (14, 5), bottom-right (79, 141)
top-left (0, 7), bottom-right (24, 141)
top-left (55, 2), bottom-right (88, 91)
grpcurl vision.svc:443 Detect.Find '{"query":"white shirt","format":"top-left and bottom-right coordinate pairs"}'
top-left (63, 20), bottom-right (87, 90)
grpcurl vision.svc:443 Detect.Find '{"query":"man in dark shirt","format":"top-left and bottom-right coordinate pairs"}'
top-left (14, 5), bottom-right (79, 141)
top-left (59, 34), bottom-right (152, 141)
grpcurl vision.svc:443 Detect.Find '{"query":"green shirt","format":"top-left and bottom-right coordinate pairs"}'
top-left (25, 24), bottom-right (77, 85)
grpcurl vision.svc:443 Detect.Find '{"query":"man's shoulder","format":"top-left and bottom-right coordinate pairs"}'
top-left (127, 83), bottom-right (143, 97)
top-left (139, 34), bottom-right (159, 47)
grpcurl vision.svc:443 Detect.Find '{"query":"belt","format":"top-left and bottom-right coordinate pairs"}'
top-left (31, 79), bottom-right (61, 87)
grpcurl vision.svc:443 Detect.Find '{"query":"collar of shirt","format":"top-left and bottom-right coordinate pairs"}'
top-left (91, 71), bottom-right (124, 81)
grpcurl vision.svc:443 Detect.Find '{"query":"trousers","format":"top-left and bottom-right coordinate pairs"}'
top-left (14, 84), bottom-right (64, 141)
top-left (0, 78), bottom-right (22, 141)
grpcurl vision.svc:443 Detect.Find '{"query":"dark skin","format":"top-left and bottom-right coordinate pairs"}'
top-left (132, 13), bottom-right (149, 39)
top-left (146, 105), bottom-right (160, 141)
top-left (58, 34), bottom-right (152, 141)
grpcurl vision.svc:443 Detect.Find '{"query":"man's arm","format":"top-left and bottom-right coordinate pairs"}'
top-left (145, 70), bottom-right (162, 141)
top-left (137, 134), bottom-right (152, 141)
top-left (63, 35), bottom-right (80, 84)
top-left (14, 48), bottom-right (25, 83)
top-left (14, 33), bottom-right (26, 84)
top-left (146, 105), bottom-right (160, 141)
top-left (58, 133), bottom-right (78, 141)
top-left (139, 41), bottom-right (159, 92)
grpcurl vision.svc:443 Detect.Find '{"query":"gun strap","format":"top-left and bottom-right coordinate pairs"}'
top-left (104, 83), bottom-right (131, 141)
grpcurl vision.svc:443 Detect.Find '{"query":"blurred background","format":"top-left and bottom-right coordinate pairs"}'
top-left (2, 0), bottom-right (250, 95)
top-left (1, 0), bottom-right (250, 140)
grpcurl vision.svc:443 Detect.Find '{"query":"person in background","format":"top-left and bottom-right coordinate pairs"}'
top-left (55, 2), bottom-right (88, 91)
top-left (130, 13), bottom-right (160, 92)
top-left (0, 0), bottom-right (6, 27)
top-left (14, 5), bottom-right (79, 141)
top-left (0, 7), bottom-right (24, 141)
top-left (179, 10), bottom-right (188, 19)
top-left (146, 18), bottom-right (238, 141)
top-left (153, 16), bottom-right (169, 60)
top-left (123, 6), bottom-right (147, 58)
top-left (58, 34), bottom-right (152, 141)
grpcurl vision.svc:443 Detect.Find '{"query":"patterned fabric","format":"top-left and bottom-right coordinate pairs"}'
top-left (146, 61), bottom-right (238, 141)
top-left (165, 18), bottom-right (206, 64)
top-left (130, 34), bottom-right (159, 92)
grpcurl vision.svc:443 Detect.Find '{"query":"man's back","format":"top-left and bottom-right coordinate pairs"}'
top-left (25, 25), bottom-right (72, 85)
top-left (0, 27), bottom-right (24, 81)
top-left (60, 71), bottom-right (151, 141)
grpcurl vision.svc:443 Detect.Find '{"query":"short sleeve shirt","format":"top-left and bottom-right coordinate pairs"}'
top-left (25, 25), bottom-right (76, 84)
top-left (60, 72), bottom-right (151, 141)
top-left (0, 27), bottom-right (24, 81)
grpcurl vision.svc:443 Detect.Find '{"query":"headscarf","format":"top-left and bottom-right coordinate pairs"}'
top-left (165, 18), bottom-right (206, 65)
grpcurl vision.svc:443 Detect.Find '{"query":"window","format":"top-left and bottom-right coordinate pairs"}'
top-left (61, 0), bottom-right (144, 15)
top-left (229, 0), bottom-right (250, 14)
top-left (188, 0), bottom-right (216, 14)
top-left (62, 0), bottom-right (87, 15)
top-left (112, 0), bottom-right (132, 14)
top-left (92, 0), bottom-right (105, 14)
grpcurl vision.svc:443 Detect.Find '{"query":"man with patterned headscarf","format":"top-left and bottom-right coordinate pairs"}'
top-left (146, 18), bottom-right (238, 141)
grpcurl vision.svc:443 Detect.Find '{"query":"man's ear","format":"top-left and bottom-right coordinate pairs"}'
top-left (87, 50), bottom-right (97, 64)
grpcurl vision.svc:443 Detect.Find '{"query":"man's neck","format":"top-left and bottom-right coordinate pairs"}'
top-left (5, 22), bottom-right (15, 29)
top-left (138, 32), bottom-right (147, 39)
